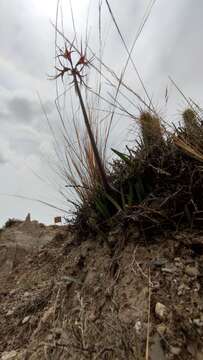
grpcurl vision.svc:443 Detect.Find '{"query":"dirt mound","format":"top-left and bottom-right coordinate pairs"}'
top-left (0, 217), bottom-right (65, 285)
top-left (0, 221), bottom-right (203, 359)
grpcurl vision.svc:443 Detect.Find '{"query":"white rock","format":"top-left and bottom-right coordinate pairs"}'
top-left (155, 302), bottom-right (167, 319)
top-left (6, 309), bottom-right (14, 316)
top-left (9, 289), bottom-right (16, 296)
top-left (134, 320), bottom-right (142, 334)
top-left (161, 266), bottom-right (176, 274)
top-left (22, 315), bottom-right (30, 324)
top-left (41, 306), bottom-right (54, 323)
top-left (193, 319), bottom-right (203, 327)
top-left (1, 351), bottom-right (17, 360)
top-left (177, 284), bottom-right (190, 296)
top-left (170, 346), bottom-right (181, 355)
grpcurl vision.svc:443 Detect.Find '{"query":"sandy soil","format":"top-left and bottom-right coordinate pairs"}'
top-left (0, 220), bottom-right (203, 359)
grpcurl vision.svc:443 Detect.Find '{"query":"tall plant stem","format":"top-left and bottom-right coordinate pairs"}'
top-left (73, 72), bottom-right (110, 192)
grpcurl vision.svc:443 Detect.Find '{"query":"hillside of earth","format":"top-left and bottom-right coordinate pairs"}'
top-left (0, 216), bottom-right (203, 360)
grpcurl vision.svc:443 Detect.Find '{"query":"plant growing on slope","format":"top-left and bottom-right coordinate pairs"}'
top-left (50, 1), bottom-right (203, 235)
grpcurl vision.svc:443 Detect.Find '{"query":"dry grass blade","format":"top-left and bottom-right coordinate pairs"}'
top-left (57, 89), bottom-right (112, 206)
top-left (107, 0), bottom-right (158, 126)
top-left (104, 0), bottom-right (152, 106)
top-left (51, 21), bottom-right (154, 116)
top-left (169, 76), bottom-right (201, 121)
top-left (174, 136), bottom-right (203, 162)
top-left (0, 193), bottom-right (70, 214)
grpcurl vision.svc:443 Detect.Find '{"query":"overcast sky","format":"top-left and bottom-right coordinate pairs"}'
top-left (0, 0), bottom-right (203, 226)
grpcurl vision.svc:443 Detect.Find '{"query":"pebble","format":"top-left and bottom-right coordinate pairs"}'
top-left (161, 266), bottom-right (176, 274)
top-left (155, 302), bottom-right (167, 320)
top-left (193, 319), bottom-right (203, 327)
top-left (152, 281), bottom-right (160, 290)
top-left (46, 334), bottom-right (53, 341)
top-left (9, 289), bottom-right (16, 296)
top-left (177, 284), bottom-right (190, 296)
top-left (41, 306), bottom-right (54, 323)
top-left (170, 346), bottom-right (181, 355)
top-left (22, 315), bottom-right (30, 324)
top-left (174, 258), bottom-right (183, 268)
top-left (134, 320), bottom-right (142, 334)
top-left (185, 265), bottom-right (199, 277)
top-left (1, 351), bottom-right (17, 360)
top-left (6, 309), bottom-right (14, 316)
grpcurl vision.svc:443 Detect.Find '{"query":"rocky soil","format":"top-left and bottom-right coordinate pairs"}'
top-left (0, 218), bottom-right (203, 359)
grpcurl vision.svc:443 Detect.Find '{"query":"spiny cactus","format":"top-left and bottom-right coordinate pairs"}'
top-left (140, 112), bottom-right (163, 150)
top-left (183, 108), bottom-right (198, 134)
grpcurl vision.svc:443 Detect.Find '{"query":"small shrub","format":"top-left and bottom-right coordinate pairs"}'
top-left (4, 218), bottom-right (22, 228)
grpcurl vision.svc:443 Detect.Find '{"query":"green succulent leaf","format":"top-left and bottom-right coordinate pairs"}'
top-left (111, 148), bottom-right (131, 165)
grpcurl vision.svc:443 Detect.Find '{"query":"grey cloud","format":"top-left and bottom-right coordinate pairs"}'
top-left (0, 153), bottom-right (7, 164)
top-left (0, 1), bottom-right (52, 78)
top-left (8, 96), bottom-right (37, 121)
top-left (1, 95), bottom-right (54, 123)
top-left (1, 0), bottom-right (203, 225)
top-left (10, 137), bottom-right (41, 156)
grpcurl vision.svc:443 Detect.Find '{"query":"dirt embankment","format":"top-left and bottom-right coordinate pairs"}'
top-left (0, 219), bottom-right (203, 359)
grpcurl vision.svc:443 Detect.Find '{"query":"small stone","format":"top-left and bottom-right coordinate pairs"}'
top-left (9, 289), bottom-right (16, 296)
top-left (155, 302), bottom-right (167, 320)
top-left (170, 346), bottom-right (181, 355)
top-left (174, 257), bottom-right (181, 262)
top-left (134, 320), bottom-right (142, 334)
top-left (23, 291), bottom-right (30, 297)
top-left (185, 265), bottom-right (199, 277)
top-left (193, 319), bottom-right (203, 327)
top-left (157, 324), bottom-right (167, 336)
top-left (152, 281), bottom-right (160, 290)
top-left (41, 306), bottom-right (54, 323)
top-left (54, 327), bottom-right (63, 335)
top-left (22, 315), bottom-right (30, 324)
top-left (161, 266), bottom-right (176, 274)
top-left (6, 309), bottom-right (14, 316)
top-left (1, 351), bottom-right (17, 360)
top-left (46, 334), bottom-right (53, 341)
top-left (177, 284), bottom-right (190, 296)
